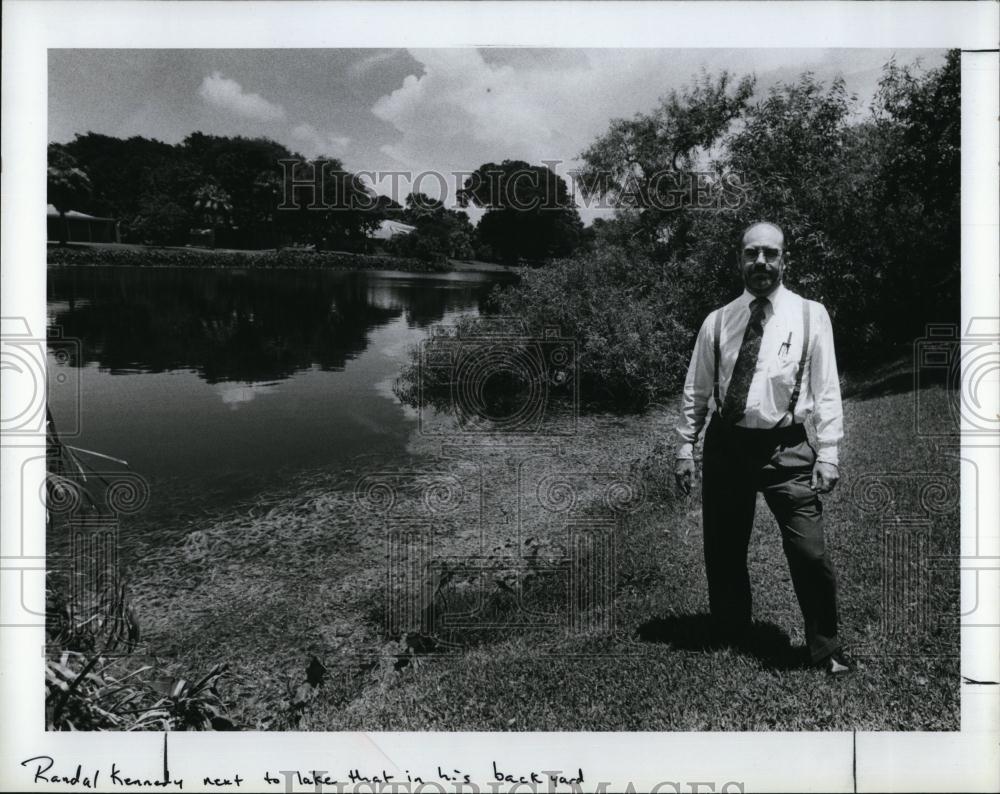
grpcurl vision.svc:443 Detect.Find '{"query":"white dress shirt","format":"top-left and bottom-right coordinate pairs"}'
top-left (675, 283), bottom-right (844, 465)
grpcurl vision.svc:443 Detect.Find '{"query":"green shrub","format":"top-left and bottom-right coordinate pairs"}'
top-left (491, 245), bottom-right (695, 407)
top-left (128, 195), bottom-right (192, 246)
top-left (47, 653), bottom-right (235, 731)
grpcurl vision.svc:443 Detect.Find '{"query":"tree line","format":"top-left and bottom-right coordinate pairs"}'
top-left (47, 134), bottom-right (584, 265)
top-left (493, 51), bottom-right (961, 400)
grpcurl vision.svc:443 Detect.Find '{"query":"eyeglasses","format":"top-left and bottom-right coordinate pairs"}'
top-left (743, 246), bottom-right (782, 263)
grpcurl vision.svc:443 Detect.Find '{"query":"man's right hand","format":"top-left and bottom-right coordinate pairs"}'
top-left (674, 458), bottom-right (695, 495)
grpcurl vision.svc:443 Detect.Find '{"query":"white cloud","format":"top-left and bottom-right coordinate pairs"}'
top-left (349, 51), bottom-right (398, 78)
top-left (368, 49), bottom-right (686, 209)
top-left (371, 50), bottom-right (554, 166)
top-left (198, 71), bottom-right (286, 122)
top-left (367, 47), bottom-right (945, 218)
top-left (370, 48), bottom-right (921, 173)
top-left (290, 123), bottom-right (351, 157)
top-left (368, 48), bottom-right (716, 197)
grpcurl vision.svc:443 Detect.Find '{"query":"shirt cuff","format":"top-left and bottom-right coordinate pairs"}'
top-left (815, 444), bottom-right (839, 467)
top-left (676, 442), bottom-right (694, 460)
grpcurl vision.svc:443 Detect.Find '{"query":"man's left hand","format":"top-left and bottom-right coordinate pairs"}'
top-left (811, 462), bottom-right (840, 493)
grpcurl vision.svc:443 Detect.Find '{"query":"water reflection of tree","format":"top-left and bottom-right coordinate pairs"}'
top-left (48, 268), bottom-right (495, 384)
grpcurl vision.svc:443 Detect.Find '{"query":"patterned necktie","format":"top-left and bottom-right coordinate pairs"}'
top-left (722, 297), bottom-right (769, 424)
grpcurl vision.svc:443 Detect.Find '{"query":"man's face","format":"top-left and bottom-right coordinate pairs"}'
top-left (739, 224), bottom-right (785, 297)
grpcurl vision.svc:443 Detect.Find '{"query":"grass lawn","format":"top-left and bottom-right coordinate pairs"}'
top-left (118, 358), bottom-right (959, 731)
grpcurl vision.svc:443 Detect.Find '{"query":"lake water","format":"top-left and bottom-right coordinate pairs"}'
top-left (47, 265), bottom-right (511, 527)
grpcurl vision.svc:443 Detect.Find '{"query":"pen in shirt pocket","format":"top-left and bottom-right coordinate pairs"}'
top-left (779, 331), bottom-right (792, 358)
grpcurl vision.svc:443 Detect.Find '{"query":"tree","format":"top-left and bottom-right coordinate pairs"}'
top-left (719, 55), bottom-right (960, 351)
top-left (47, 144), bottom-right (93, 246)
top-left (489, 54), bottom-right (961, 405)
top-left (252, 171), bottom-right (283, 248)
top-left (186, 133), bottom-right (295, 248)
top-left (129, 194), bottom-right (191, 246)
top-left (718, 74), bottom-right (867, 335)
top-left (62, 133), bottom-right (185, 222)
top-left (575, 71), bottom-right (756, 249)
top-left (271, 157), bottom-right (362, 251)
top-left (457, 160), bottom-right (583, 264)
top-left (389, 192), bottom-right (476, 262)
top-left (401, 191), bottom-right (445, 222)
top-left (870, 50), bottom-right (961, 335)
top-left (192, 182), bottom-right (234, 246)
top-left (56, 131), bottom-right (394, 251)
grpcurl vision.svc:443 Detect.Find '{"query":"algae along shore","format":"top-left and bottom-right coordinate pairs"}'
top-left (117, 366), bottom-right (959, 732)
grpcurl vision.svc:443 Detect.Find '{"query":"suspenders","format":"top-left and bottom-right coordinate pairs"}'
top-left (712, 308), bottom-right (724, 410)
top-left (713, 299), bottom-right (811, 421)
top-left (787, 300), bottom-right (811, 417)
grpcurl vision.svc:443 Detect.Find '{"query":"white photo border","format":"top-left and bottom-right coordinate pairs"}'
top-left (2, 2), bottom-right (998, 792)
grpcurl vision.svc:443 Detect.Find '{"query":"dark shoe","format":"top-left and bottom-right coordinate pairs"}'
top-left (819, 650), bottom-right (854, 676)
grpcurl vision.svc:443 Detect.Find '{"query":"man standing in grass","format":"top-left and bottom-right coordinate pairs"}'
top-left (674, 221), bottom-right (852, 675)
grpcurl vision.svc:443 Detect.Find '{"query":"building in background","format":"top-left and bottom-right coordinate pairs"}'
top-left (47, 204), bottom-right (120, 244)
top-left (370, 219), bottom-right (416, 241)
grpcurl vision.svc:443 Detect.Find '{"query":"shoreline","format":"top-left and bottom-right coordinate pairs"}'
top-left (46, 243), bottom-right (519, 276)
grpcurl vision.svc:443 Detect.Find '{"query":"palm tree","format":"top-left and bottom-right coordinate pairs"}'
top-left (192, 183), bottom-right (234, 248)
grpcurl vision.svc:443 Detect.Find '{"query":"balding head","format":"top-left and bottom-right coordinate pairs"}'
top-left (741, 221), bottom-right (785, 249)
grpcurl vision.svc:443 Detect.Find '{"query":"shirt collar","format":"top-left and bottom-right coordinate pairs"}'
top-left (741, 282), bottom-right (789, 312)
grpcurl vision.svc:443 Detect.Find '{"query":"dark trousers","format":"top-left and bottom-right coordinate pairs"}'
top-left (702, 417), bottom-right (841, 662)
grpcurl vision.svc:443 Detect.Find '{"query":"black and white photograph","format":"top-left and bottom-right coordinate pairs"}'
top-left (2, 2), bottom-right (998, 793)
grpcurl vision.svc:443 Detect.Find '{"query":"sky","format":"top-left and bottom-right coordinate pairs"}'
top-left (49, 48), bottom-right (946, 222)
